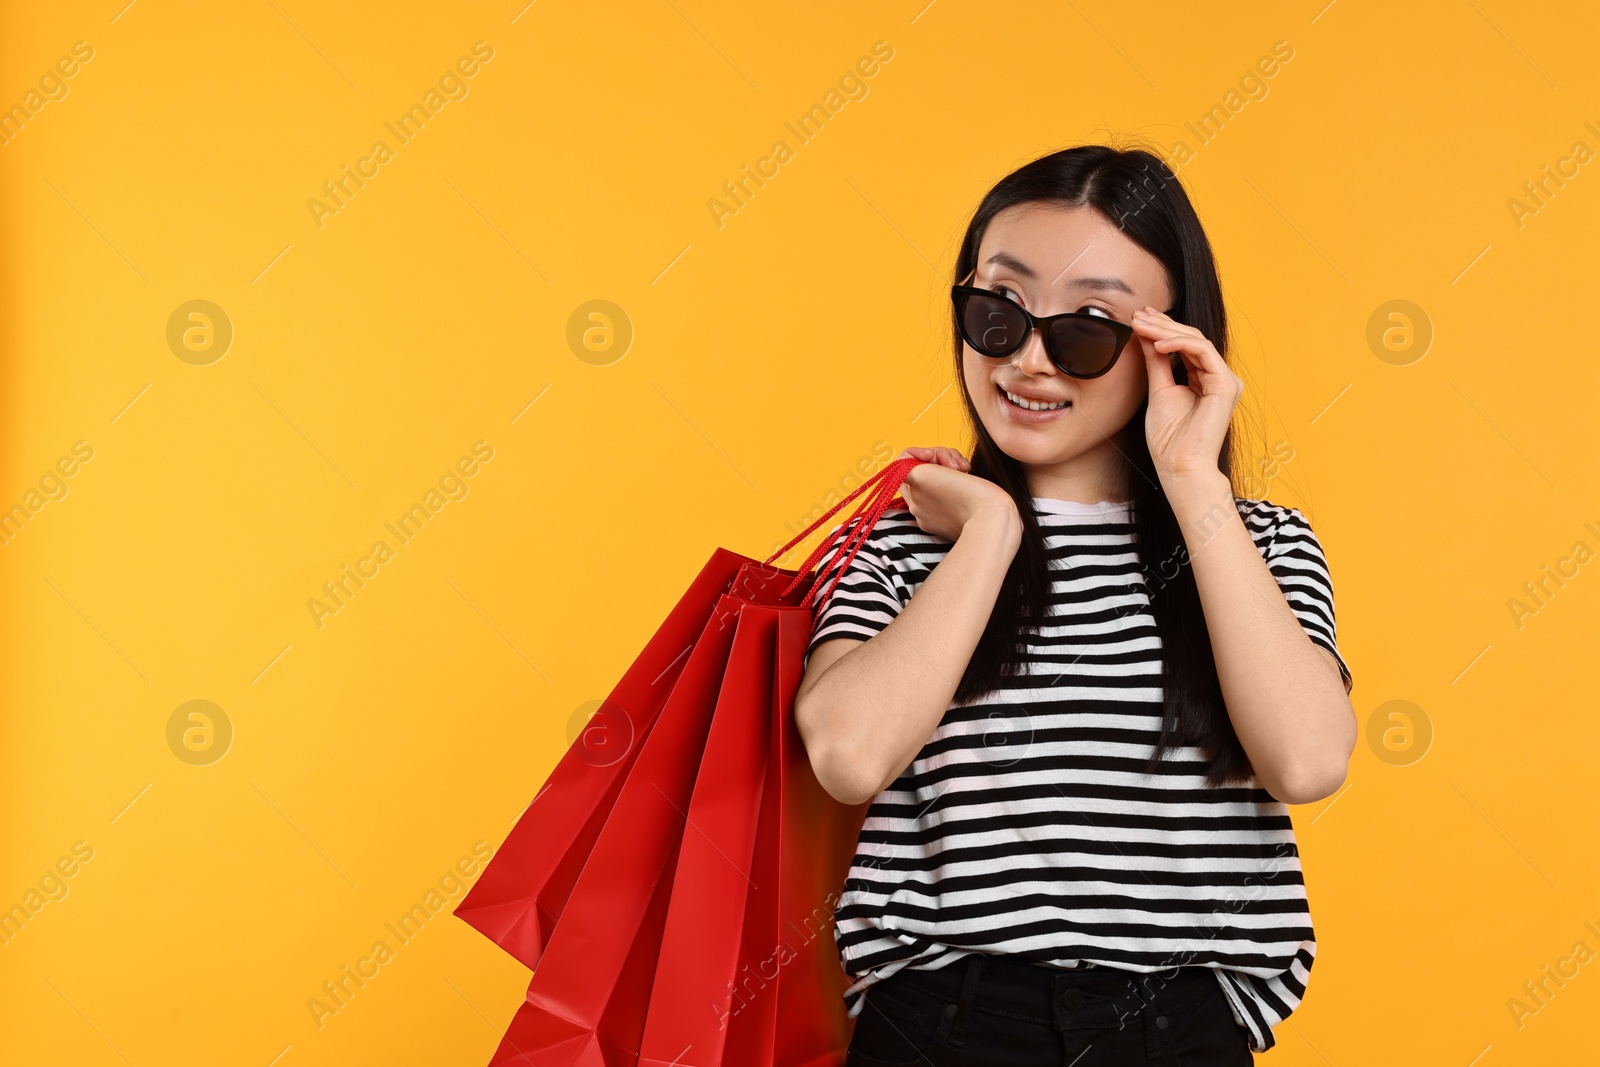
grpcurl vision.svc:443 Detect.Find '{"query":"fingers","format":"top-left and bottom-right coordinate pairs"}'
top-left (937, 447), bottom-right (971, 472)
top-left (895, 446), bottom-right (970, 471)
top-left (1132, 308), bottom-right (1238, 396)
top-left (1158, 335), bottom-right (1240, 398)
top-left (1132, 310), bottom-right (1201, 387)
top-left (1140, 331), bottom-right (1178, 392)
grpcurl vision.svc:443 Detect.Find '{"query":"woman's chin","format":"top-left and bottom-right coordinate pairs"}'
top-left (987, 427), bottom-right (1066, 463)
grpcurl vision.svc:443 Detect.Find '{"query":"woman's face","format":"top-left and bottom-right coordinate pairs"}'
top-left (961, 201), bottom-right (1174, 492)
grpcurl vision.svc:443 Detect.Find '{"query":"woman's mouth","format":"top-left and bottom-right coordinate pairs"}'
top-left (998, 383), bottom-right (1071, 420)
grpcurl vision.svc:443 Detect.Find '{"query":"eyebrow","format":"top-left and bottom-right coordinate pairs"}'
top-left (982, 252), bottom-right (1136, 297)
top-left (984, 251), bottom-right (1039, 279)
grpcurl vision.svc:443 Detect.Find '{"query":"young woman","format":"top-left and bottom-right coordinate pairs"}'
top-left (794, 145), bottom-right (1355, 1065)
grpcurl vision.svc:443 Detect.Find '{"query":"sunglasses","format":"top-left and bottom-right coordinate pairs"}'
top-left (951, 283), bottom-right (1172, 379)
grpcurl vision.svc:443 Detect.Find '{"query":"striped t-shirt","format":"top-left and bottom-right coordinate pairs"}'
top-left (801, 495), bottom-right (1351, 1053)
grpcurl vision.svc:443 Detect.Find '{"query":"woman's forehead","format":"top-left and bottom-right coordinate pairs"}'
top-left (976, 206), bottom-right (1168, 298)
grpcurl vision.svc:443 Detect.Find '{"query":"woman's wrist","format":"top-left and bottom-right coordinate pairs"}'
top-left (961, 497), bottom-right (1023, 553)
top-left (1161, 470), bottom-right (1238, 552)
top-left (1160, 468), bottom-right (1233, 516)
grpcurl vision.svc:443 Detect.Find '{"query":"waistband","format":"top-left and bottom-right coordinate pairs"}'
top-left (883, 953), bottom-right (1221, 1032)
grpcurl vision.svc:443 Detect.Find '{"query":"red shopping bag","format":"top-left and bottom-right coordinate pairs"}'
top-left (637, 581), bottom-right (881, 1067)
top-left (453, 548), bottom-right (749, 968)
top-left (459, 458), bottom-right (925, 1067)
top-left (486, 597), bottom-right (749, 1064)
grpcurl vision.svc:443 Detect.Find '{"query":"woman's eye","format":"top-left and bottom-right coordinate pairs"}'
top-left (1080, 305), bottom-right (1113, 319)
top-left (989, 285), bottom-right (1024, 305)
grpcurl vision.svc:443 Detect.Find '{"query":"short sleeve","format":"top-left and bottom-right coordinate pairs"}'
top-left (1260, 506), bottom-right (1353, 692)
top-left (802, 512), bottom-right (907, 671)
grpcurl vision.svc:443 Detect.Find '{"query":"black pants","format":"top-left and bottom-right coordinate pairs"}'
top-left (845, 953), bottom-right (1253, 1066)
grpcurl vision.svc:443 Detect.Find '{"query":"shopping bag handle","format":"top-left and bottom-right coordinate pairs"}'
top-left (763, 455), bottom-right (927, 609)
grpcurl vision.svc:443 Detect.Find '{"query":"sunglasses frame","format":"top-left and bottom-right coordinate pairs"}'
top-left (951, 283), bottom-right (1172, 380)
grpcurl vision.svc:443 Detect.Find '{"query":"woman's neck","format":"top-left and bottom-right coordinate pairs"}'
top-left (1023, 438), bottom-right (1131, 505)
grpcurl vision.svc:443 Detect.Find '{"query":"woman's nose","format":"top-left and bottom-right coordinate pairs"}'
top-left (1014, 329), bottom-right (1057, 376)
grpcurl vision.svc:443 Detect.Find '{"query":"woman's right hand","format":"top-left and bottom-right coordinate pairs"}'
top-left (797, 446), bottom-right (1025, 804)
top-left (893, 446), bottom-right (1019, 543)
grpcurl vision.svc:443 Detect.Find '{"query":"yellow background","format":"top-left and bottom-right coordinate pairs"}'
top-left (3, 1), bottom-right (1598, 1063)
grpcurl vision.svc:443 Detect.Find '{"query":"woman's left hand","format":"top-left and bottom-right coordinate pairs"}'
top-left (1134, 306), bottom-right (1241, 484)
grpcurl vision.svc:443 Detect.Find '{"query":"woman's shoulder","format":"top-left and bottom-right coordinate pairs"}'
top-left (818, 504), bottom-right (951, 574)
top-left (832, 505), bottom-right (940, 547)
top-left (1230, 495), bottom-right (1325, 555)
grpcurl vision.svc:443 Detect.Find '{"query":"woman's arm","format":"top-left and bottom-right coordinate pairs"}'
top-left (1165, 472), bottom-right (1356, 804)
top-left (1134, 305), bottom-right (1356, 805)
top-left (795, 466), bottom-right (1021, 807)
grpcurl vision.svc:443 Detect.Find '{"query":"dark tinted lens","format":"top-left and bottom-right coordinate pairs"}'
top-left (1046, 317), bottom-right (1123, 376)
top-left (959, 291), bottom-right (1029, 357)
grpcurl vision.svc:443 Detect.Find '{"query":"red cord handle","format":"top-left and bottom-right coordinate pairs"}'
top-left (764, 456), bottom-right (925, 608)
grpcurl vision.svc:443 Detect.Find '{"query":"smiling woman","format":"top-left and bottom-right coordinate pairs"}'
top-left (793, 143), bottom-right (1356, 1065)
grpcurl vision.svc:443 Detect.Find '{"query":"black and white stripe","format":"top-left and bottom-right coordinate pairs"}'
top-left (802, 496), bottom-right (1350, 1053)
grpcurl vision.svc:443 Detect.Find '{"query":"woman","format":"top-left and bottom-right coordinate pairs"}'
top-left (794, 144), bottom-right (1355, 1065)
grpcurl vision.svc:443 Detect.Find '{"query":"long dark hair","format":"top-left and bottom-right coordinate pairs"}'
top-left (950, 143), bottom-right (1248, 787)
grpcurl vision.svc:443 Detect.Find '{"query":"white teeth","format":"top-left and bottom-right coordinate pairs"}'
top-left (1002, 387), bottom-right (1069, 411)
